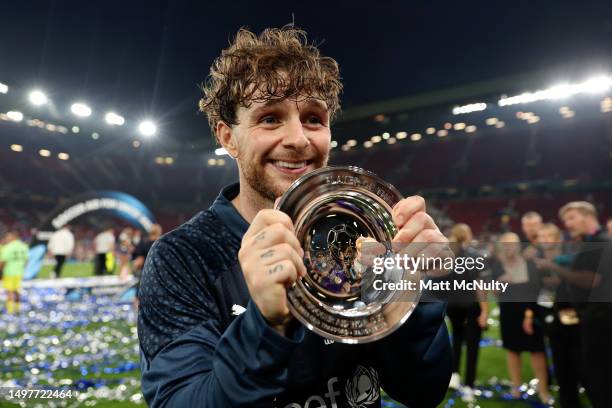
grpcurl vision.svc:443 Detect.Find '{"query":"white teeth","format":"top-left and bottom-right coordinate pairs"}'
top-left (274, 160), bottom-right (307, 169)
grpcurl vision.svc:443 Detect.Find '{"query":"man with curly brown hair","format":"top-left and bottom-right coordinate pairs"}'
top-left (138, 26), bottom-right (451, 407)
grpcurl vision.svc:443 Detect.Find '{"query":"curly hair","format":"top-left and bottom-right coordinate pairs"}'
top-left (199, 25), bottom-right (343, 139)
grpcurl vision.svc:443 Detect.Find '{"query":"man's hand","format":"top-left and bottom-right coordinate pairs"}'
top-left (477, 309), bottom-right (489, 329)
top-left (391, 196), bottom-right (450, 275)
top-left (239, 209), bottom-right (306, 335)
top-left (522, 316), bottom-right (534, 335)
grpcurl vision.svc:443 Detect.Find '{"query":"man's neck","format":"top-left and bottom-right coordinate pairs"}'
top-left (231, 179), bottom-right (274, 224)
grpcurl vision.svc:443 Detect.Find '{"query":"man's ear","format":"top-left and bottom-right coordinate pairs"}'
top-left (216, 121), bottom-right (239, 158)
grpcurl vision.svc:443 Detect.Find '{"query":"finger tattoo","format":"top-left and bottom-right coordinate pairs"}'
top-left (261, 249), bottom-right (274, 259)
top-left (268, 264), bottom-right (283, 275)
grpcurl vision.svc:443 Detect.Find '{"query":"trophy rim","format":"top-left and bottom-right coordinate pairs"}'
top-left (288, 287), bottom-right (422, 344)
top-left (277, 165), bottom-right (421, 344)
top-left (276, 165), bottom-right (404, 211)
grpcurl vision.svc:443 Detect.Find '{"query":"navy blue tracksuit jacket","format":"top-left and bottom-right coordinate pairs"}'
top-left (138, 183), bottom-right (451, 407)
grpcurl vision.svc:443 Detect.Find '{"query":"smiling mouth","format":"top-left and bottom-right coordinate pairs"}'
top-left (269, 159), bottom-right (313, 174)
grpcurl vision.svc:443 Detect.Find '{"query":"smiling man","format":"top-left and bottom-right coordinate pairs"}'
top-left (138, 26), bottom-right (451, 407)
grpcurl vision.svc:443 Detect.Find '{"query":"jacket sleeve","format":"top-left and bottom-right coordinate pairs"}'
top-left (373, 301), bottom-right (452, 408)
top-left (138, 237), bottom-right (304, 407)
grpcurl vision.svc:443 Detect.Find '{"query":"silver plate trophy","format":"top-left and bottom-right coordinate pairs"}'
top-left (276, 166), bottom-right (421, 343)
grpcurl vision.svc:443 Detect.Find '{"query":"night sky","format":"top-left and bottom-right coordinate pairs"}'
top-left (1, 0), bottom-right (611, 143)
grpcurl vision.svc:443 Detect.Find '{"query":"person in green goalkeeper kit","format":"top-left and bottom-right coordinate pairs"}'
top-left (0, 231), bottom-right (29, 314)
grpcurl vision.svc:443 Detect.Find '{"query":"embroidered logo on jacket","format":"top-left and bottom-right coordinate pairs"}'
top-left (345, 365), bottom-right (380, 408)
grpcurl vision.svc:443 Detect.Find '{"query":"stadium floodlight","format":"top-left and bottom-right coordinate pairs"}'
top-left (498, 75), bottom-right (612, 106)
top-left (0, 82), bottom-right (8, 94)
top-left (582, 76), bottom-right (611, 93)
top-left (71, 102), bottom-right (92, 117)
top-left (39, 149), bottom-right (51, 157)
top-left (58, 152), bottom-right (70, 160)
top-left (214, 147), bottom-right (228, 156)
top-left (410, 133), bottom-right (422, 141)
top-left (364, 141), bottom-right (373, 148)
top-left (10, 144), bottom-right (23, 152)
top-left (347, 139), bottom-right (357, 147)
top-left (29, 90), bottom-right (48, 106)
top-left (105, 112), bottom-right (125, 126)
top-left (330, 140), bottom-right (338, 148)
top-left (7, 111), bottom-right (23, 122)
top-left (396, 131), bottom-right (408, 139)
top-left (138, 120), bottom-right (157, 137)
top-left (452, 102), bottom-right (487, 115)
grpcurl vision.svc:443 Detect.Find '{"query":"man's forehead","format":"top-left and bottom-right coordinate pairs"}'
top-left (241, 94), bottom-right (329, 112)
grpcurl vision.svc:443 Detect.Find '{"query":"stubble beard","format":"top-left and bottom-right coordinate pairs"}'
top-left (240, 151), bottom-right (329, 202)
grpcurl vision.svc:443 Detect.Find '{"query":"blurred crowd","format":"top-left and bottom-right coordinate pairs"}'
top-left (442, 201), bottom-right (612, 408)
top-left (2, 199), bottom-right (611, 407)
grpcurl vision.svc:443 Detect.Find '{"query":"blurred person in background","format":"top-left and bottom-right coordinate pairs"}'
top-left (533, 223), bottom-right (584, 408)
top-left (535, 202), bottom-right (612, 408)
top-left (94, 227), bottom-right (115, 276)
top-left (118, 227), bottom-right (135, 280)
top-left (444, 223), bottom-right (488, 403)
top-left (132, 229), bottom-right (142, 247)
top-left (522, 211), bottom-right (543, 260)
top-left (493, 232), bottom-right (552, 404)
top-left (131, 224), bottom-right (162, 311)
top-left (606, 216), bottom-right (612, 236)
top-left (47, 225), bottom-right (75, 278)
top-left (0, 231), bottom-right (29, 314)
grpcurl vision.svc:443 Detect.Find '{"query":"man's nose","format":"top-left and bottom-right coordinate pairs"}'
top-left (282, 117), bottom-right (310, 150)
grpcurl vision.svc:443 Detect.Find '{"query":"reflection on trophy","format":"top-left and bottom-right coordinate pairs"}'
top-left (276, 166), bottom-right (421, 343)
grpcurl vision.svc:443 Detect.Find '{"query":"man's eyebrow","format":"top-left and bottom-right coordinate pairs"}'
top-left (250, 97), bottom-right (329, 115)
top-left (250, 99), bottom-right (283, 115)
top-left (301, 98), bottom-right (329, 111)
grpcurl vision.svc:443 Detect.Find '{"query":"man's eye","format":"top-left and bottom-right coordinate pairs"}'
top-left (261, 116), bottom-right (278, 124)
top-left (306, 116), bottom-right (323, 125)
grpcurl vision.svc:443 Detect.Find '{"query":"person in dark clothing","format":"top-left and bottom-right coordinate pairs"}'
top-left (439, 224), bottom-right (487, 403)
top-left (533, 223), bottom-right (584, 408)
top-left (493, 232), bottom-right (552, 404)
top-left (131, 224), bottom-right (162, 311)
top-left (137, 26), bottom-right (452, 408)
top-left (535, 201), bottom-right (612, 408)
top-left (521, 211), bottom-right (543, 261)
